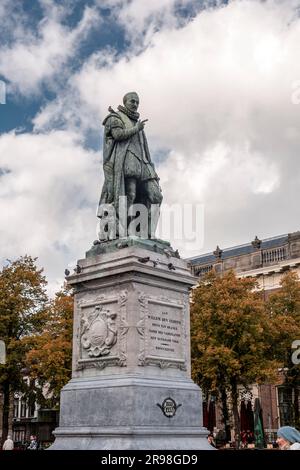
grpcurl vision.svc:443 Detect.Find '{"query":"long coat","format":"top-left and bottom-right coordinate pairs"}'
top-left (97, 109), bottom-right (157, 217)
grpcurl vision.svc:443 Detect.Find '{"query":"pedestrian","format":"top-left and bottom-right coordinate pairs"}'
top-left (207, 433), bottom-right (216, 448)
top-left (2, 434), bottom-right (14, 450)
top-left (241, 430), bottom-right (247, 447)
top-left (27, 435), bottom-right (38, 450)
top-left (246, 429), bottom-right (254, 444)
top-left (276, 426), bottom-right (300, 450)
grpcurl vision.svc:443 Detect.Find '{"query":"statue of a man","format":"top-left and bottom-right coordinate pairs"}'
top-left (97, 92), bottom-right (162, 238)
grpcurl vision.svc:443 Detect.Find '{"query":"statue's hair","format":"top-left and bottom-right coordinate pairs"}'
top-left (123, 92), bottom-right (139, 105)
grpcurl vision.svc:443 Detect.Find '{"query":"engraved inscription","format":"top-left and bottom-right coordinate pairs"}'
top-left (147, 303), bottom-right (183, 360)
top-left (138, 292), bottom-right (187, 370)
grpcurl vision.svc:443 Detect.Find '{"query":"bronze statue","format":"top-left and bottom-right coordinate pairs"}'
top-left (97, 92), bottom-right (162, 239)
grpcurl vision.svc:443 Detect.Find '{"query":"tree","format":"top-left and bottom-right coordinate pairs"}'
top-left (191, 270), bottom-right (279, 446)
top-left (25, 287), bottom-right (73, 408)
top-left (266, 271), bottom-right (300, 427)
top-left (0, 256), bottom-right (47, 443)
top-left (266, 271), bottom-right (300, 360)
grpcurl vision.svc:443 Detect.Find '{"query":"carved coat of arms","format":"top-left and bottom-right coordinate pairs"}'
top-left (81, 306), bottom-right (117, 357)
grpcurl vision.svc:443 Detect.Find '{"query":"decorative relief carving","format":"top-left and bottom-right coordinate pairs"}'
top-left (76, 290), bottom-right (128, 370)
top-left (76, 325), bottom-right (80, 340)
top-left (76, 357), bottom-right (124, 371)
top-left (182, 294), bottom-right (188, 368)
top-left (140, 358), bottom-right (187, 371)
top-left (76, 298), bottom-right (88, 307)
top-left (81, 305), bottom-right (117, 357)
top-left (118, 290), bottom-right (129, 367)
top-left (137, 292), bottom-right (147, 365)
top-left (157, 295), bottom-right (176, 303)
top-left (137, 291), bottom-right (187, 371)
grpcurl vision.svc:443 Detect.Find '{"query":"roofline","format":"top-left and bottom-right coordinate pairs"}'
top-left (187, 232), bottom-right (289, 262)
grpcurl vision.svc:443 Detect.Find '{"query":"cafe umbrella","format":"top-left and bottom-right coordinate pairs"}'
top-left (254, 398), bottom-right (265, 449)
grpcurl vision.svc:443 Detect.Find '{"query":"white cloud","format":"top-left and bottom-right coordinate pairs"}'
top-left (2, 0), bottom-right (300, 287)
top-left (0, 5), bottom-right (100, 96)
top-left (34, 1), bottom-right (300, 255)
top-left (0, 130), bottom-right (100, 294)
top-left (103, 0), bottom-right (190, 41)
top-left (0, 0), bottom-right (10, 19)
top-left (38, 0), bottom-right (74, 21)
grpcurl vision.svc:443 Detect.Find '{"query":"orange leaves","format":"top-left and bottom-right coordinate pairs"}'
top-left (191, 270), bottom-right (279, 392)
top-left (0, 256), bottom-right (48, 391)
top-left (24, 288), bottom-right (73, 405)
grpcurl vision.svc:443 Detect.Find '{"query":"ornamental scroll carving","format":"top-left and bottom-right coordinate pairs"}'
top-left (76, 290), bottom-right (128, 370)
top-left (81, 306), bottom-right (117, 357)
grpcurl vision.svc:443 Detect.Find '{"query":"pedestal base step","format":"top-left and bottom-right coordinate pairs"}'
top-left (50, 426), bottom-right (212, 450)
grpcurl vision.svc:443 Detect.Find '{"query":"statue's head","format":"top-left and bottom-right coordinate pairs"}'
top-left (123, 92), bottom-right (139, 113)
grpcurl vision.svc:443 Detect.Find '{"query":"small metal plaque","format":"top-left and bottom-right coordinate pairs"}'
top-left (157, 397), bottom-right (182, 418)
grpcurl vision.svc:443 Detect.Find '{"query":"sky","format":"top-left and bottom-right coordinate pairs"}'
top-left (1, 0), bottom-right (300, 294)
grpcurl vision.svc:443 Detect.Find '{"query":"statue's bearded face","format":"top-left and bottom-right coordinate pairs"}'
top-left (124, 94), bottom-right (139, 112)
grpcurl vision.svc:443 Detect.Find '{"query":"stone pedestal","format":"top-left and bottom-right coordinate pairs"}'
top-left (51, 240), bottom-right (211, 449)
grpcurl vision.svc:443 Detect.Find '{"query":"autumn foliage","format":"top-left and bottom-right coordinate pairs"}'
top-left (1, 255), bottom-right (300, 445)
top-left (0, 256), bottom-right (48, 440)
top-left (191, 270), bottom-right (279, 442)
top-left (25, 288), bottom-right (73, 408)
top-left (0, 256), bottom-right (73, 443)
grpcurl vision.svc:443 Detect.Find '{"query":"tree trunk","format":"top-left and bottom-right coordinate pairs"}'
top-left (294, 386), bottom-right (299, 428)
top-left (220, 387), bottom-right (231, 442)
top-left (231, 380), bottom-right (241, 449)
top-left (1, 380), bottom-right (10, 444)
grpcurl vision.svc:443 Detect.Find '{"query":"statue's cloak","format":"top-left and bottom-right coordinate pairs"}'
top-left (97, 109), bottom-right (155, 218)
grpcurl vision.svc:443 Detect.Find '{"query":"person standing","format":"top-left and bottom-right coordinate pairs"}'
top-left (2, 435), bottom-right (14, 450)
top-left (207, 433), bottom-right (216, 448)
top-left (276, 426), bottom-right (300, 450)
top-left (27, 435), bottom-right (38, 450)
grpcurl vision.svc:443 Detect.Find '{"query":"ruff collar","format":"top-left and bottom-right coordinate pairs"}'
top-left (117, 104), bottom-right (140, 122)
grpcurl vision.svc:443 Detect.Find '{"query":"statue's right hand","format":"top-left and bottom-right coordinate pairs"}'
top-left (137, 119), bottom-right (148, 131)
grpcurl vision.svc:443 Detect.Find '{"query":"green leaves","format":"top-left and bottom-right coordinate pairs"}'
top-left (0, 256), bottom-right (48, 388)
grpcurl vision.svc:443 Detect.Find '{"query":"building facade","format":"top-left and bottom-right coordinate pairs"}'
top-left (0, 379), bottom-right (58, 449)
top-left (189, 231), bottom-right (300, 289)
top-left (188, 231), bottom-right (300, 442)
top-left (12, 391), bottom-right (58, 449)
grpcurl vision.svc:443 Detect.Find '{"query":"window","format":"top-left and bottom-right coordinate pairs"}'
top-left (13, 399), bottom-right (19, 418)
top-left (20, 400), bottom-right (26, 418)
top-left (13, 429), bottom-right (25, 443)
top-left (28, 399), bottom-right (36, 417)
top-left (278, 387), bottom-right (295, 426)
